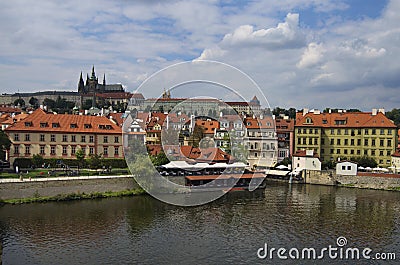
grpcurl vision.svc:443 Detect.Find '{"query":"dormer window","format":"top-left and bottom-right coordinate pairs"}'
top-left (84, 124), bottom-right (92, 129)
top-left (40, 122), bottom-right (48, 128)
top-left (305, 117), bottom-right (313, 124)
top-left (70, 123), bottom-right (77, 128)
top-left (24, 121), bottom-right (33, 127)
top-left (52, 122), bottom-right (60, 128)
top-left (322, 119), bottom-right (327, 124)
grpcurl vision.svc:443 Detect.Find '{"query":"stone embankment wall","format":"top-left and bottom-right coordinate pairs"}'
top-left (0, 176), bottom-right (138, 200)
top-left (303, 170), bottom-right (400, 190)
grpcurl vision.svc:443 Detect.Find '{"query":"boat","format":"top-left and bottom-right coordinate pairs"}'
top-left (158, 161), bottom-right (267, 192)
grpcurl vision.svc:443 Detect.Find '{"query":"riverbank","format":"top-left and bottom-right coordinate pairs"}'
top-left (1, 188), bottom-right (145, 205)
top-left (0, 175), bottom-right (142, 202)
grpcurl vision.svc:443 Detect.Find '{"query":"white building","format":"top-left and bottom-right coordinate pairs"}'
top-left (292, 149), bottom-right (321, 171)
top-left (391, 151), bottom-right (400, 173)
top-left (336, 161), bottom-right (357, 176)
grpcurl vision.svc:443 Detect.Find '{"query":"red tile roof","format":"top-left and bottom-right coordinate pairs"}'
top-left (5, 108), bottom-right (121, 134)
top-left (275, 118), bottom-right (294, 132)
top-left (295, 111), bottom-right (396, 128)
top-left (0, 106), bottom-right (22, 114)
top-left (293, 150), bottom-right (319, 158)
top-left (180, 146), bottom-right (232, 162)
top-left (195, 119), bottom-right (220, 134)
top-left (244, 116), bottom-right (274, 129)
top-left (96, 92), bottom-right (133, 99)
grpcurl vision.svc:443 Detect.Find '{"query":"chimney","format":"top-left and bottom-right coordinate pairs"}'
top-left (378, 108), bottom-right (385, 114)
top-left (329, 109), bottom-right (331, 114)
top-left (372, 109), bottom-right (377, 116)
top-left (303, 108), bottom-right (309, 116)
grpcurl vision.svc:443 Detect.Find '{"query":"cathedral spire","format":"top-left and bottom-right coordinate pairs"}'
top-left (78, 71), bottom-right (84, 92)
top-left (91, 65), bottom-right (96, 79)
top-left (103, 73), bottom-right (106, 86)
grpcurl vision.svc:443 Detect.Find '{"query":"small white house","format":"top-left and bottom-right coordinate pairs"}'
top-left (336, 161), bottom-right (357, 176)
top-left (292, 150), bottom-right (321, 171)
top-left (391, 151), bottom-right (400, 174)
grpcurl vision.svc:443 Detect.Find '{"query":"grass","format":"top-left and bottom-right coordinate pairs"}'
top-left (1, 188), bottom-right (146, 205)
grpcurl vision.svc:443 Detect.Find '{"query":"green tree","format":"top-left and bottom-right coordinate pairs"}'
top-left (29, 97), bottom-right (39, 108)
top-left (43, 98), bottom-right (56, 109)
top-left (190, 125), bottom-right (204, 148)
top-left (82, 99), bottom-right (93, 110)
top-left (0, 130), bottom-right (11, 161)
top-left (277, 157), bottom-right (291, 167)
top-left (386, 108), bottom-right (400, 126)
top-left (88, 153), bottom-right (103, 169)
top-left (32, 154), bottom-right (44, 168)
top-left (75, 149), bottom-right (85, 169)
top-left (351, 156), bottom-right (378, 168)
top-left (150, 151), bottom-right (169, 166)
top-left (14, 98), bottom-right (25, 107)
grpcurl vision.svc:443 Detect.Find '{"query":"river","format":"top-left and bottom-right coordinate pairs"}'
top-left (1, 183), bottom-right (400, 264)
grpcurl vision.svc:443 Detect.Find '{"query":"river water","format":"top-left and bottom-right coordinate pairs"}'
top-left (1, 183), bottom-right (400, 265)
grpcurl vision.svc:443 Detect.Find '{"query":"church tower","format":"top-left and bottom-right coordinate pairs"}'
top-left (78, 71), bottom-right (85, 93)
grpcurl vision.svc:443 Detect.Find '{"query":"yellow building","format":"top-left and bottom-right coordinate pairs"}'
top-left (5, 109), bottom-right (123, 164)
top-left (295, 109), bottom-right (397, 167)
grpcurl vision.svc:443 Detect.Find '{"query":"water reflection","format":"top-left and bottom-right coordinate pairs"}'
top-left (0, 184), bottom-right (399, 264)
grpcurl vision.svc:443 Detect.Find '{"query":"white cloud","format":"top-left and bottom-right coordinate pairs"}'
top-left (297, 42), bottom-right (325, 68)
top-left (221, 13), bottom-right (305, 49)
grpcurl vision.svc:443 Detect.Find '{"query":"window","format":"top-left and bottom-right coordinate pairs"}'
top-left (347, 166), bottom-right (351, 170)
top-left (388, 139), bottom-right (392, 147)
top-left (372, 129), bottom-right (376, 135)
top-left (306, 117), bottom-right (313, 124)
top-left (70, 123), bottom-right (77, 129)
top-left (337, 139), bottom-right (341, 145)
top-left (25, 145), bottom-right (30, 155)
top-left (344, 149), bottom-right (348, 154)
top-left (40, 134), bottom-right (45, 142)
top-left (337, 149), bottom-right (341, 154)
top-left (25, 134), bottom-right (30, 141)
top-left (14, 145), bottom-right (19, 155)
top-left (25, 122), bottom-right (32, 127)
top-left (51, 146), bottom-right (56, 155)
top-left (40, 122), bottom-right (47, 128)
top-left (371, 139), bottom-right (376, 146)
top-left (62, 135), bottom-right (68, 142)
top-left (71, 135), bottom-right (76, 142)
top-left (52, 123), bottom-right (60, 128)
top-left (62, 146), bottom-right (67, 155)
top-left (89, 136), bottom-right (94, 143)
top-left (297, 128), bottom-right (301, 133)
top-left (380, 129), bottom-right (385, 135)
top-left (337, 129), bottom-right (341, 135)
top-left (309, 129), bottom-right (313, 134)
top-left (344, 129), bottom-right (348, 135)
top-left (321, 149), bottom-right (325, 154)
top-left (330, 139), bottom-right (334, 145)
top-left (357, 150), bottom-right (361, 155)
top-left (315, 129), bottom-right (318, 134)
top-left (350, 149), bottom-right (354, 155)
top-left (371, 150), bottom-right (375, 156)
top-left (380, 150), bottom-right (384, 156)
top-left (344, 139), bottom-right (348, 145)
top-left (254, 152), bottom-right (258, 158)
top-left (50, 134), bottom-right (56, 142)
top-left (388, 129), bottom-right (392, 135)
top-left (40, 145), bottom-right (45, 155)
top-left (302, 138), bottom-right (306, 145)
top-left (89, 147), bottom-right (94, 155)
top-left (309, 138), bottom-right (312, 145)
top-left (380, 139), bottom-right (384, 147)
top-left (331, 129), bottom-right (335, 135)
top-left (321, 138), bottom-right (325, 145)
top-left (114, 136), bottom-right (119, 143)
top-left (314, 138), bottom-right (318, 145)
top-left (357, 139), bottom-right (361, 146)
top-left (103, 147), bottom-right (108, 156)
top-left (71, 146), bottom-right (76, 155)
top-left (364, 139), bottom-right (368, 146)
top-left (81, 147), bottom-right (86, 154)
top-left (350, 139), bottom-right (354, 146)
top-left (84, 124), bottom-right (91, 129)
top-left (364, 150), bottom-right (368, 155)
top-left (387, 150), bottom-right (391, 156)
top-left (297, 138), bottom-right (301, 144)
top-left (303, 129), bottom-right (307, 134)
top-left (14, 134), bottom-right (19, 141)
top-left (342, 166), bottom-right (346, 170)
top-left (365, 129), bottom-right (369, 135)
top-left (114, 147), bottom-right (119, 156)
top-left (81, 135), bottom-right (86, 143)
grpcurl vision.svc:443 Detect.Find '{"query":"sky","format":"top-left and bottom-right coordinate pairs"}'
top-left (0, 0), bottom-right (398, 111)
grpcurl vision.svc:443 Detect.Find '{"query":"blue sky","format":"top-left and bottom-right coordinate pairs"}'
top-left (0, 0), bottom-right (398, 111)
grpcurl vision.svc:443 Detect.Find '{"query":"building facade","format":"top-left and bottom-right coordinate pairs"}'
top-left (294, 109), bottom-right (397, 167)
top-left (5, 109), bottom-right (123, 165)
top-left (275, 117), bottom-right (294, 162)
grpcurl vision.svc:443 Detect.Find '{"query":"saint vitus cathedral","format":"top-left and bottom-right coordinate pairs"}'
top-left (78, 65), bottom-right (124, 94)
